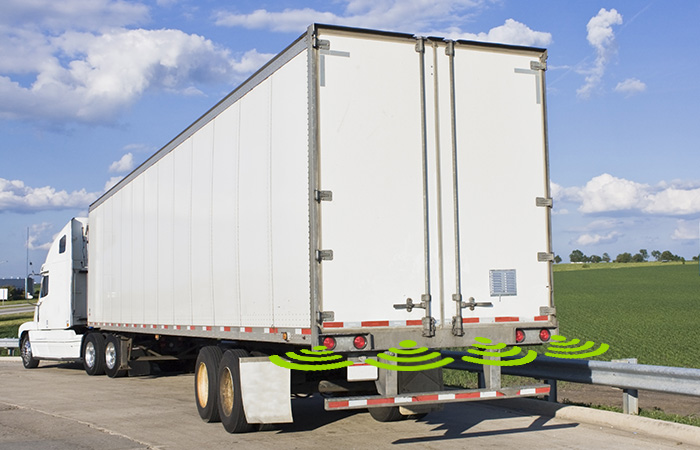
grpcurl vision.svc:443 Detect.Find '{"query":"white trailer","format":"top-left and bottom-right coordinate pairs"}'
top-left (19, 24), bottom-right (557, 432)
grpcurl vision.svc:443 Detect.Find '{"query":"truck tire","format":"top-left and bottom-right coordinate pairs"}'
top-left (83, 333), bottom-right (106, 376)
top-left (20, 333), bottom-right (39, 369)
top-left (217, 349), bottom-right (254, 433)
top-left (104, 334), bottom-right (128, 378)
top-left (195, 346), bottom-right (223, 423)
top-left (368, 406), bottom-right (403, 422)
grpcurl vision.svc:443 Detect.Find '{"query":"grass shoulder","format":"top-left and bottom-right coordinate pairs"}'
top-left (0, 312), bottom-right (34, 338)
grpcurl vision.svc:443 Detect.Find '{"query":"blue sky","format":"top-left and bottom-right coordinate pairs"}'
top-left (1, 0), bottom-right (699, 278)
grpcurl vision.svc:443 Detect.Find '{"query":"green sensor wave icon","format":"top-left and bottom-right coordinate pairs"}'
top-left (364, 340), bottom-right (454, 371)
top-left (545, 335), bottom-right (609, 359)
top-left (268, 346), bottom-right (353, 371)
top-left (461, 337), bottom-right (537, 366)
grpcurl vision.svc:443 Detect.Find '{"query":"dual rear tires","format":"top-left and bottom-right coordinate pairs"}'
top-left (82, 333), bottom-right (127, 378)
top-left (194, 347), bottom-right (253, 433)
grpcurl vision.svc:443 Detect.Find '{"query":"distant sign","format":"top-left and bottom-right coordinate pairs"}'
top-left (0, 288), bottom-right (7, 301)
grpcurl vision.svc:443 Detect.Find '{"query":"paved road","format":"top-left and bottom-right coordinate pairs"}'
top-left (0, 305), bottom-right (34, 316)
top-left (0, 359), bottom-right (696, 449)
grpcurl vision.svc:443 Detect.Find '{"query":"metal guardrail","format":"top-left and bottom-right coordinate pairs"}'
top-left (442, 351), bottom-right (700, 414)
top-left (0, 338), bottom-right (19, 356)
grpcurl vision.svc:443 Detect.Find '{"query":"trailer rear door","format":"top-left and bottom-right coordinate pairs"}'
top-left (315, 28), bottom-right (553, 339)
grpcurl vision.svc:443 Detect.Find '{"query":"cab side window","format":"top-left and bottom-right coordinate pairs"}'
top-left (40, 275), bottom-right (49, 298)
top-left (59, 235), bottom-right (67, 254)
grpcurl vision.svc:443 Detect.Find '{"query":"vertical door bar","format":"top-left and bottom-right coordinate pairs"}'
top-left (307, 25), bottom-right (322, 338)
top-left (446, 41), bottom-right (465, 336)
top-left (416, 37), bottom-right (434, 337)
top-left (431, 40), bottom-right (445, 329)
top-left (537, 52), bottom-right (555, 310)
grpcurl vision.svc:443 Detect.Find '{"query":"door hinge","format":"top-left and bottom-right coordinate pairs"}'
top-left (536, 197), bottom-right (553, 208)
top-left (538, 252), bottom-right (554, 262)
top-left (315, 190), bottom-right (333, 202)
top-left (319, 311), bottom-right (335, 323)
top-left (539, 306), bottom-right (556, 316)
top-left (316, 249), bottom-right (334, 262)
top-left (415, 38), bottom-right (425, 53)
top-left (315, 38), bottom-right (330, 50)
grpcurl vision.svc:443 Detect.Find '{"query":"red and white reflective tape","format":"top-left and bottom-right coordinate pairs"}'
top-left (326, 386), bottom-right (550, 410)
top-left (323, 316), bottom-right (551, 329)
top-left (87, 322), bottom-right (312, 336)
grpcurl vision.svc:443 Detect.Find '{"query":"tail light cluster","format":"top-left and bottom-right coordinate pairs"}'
top-left (321, 334), bottom-right (369, 351)
top-left (516, 328), bottom-right (552, 343)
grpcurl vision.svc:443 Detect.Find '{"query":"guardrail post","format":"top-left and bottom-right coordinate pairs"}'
top-left (622, 389), bottom-right (639, 415)
top-left (480, 353), bottom-right (501, 389)
top-left (613, 358), bottom-right (639, 415)
top-left (544, 379), bottom-right (557, 402)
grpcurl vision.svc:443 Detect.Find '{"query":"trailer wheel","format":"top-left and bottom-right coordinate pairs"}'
top-left (195, 346), bottom-right (223, 423)
top-left (368, 406), bottom-right (403, 422)
top-left (217, 349), bottom-right (254, 433)
top-left (20, 333), bottom-right (39, 369)
top-left (104, 334), bottom-right (127, 378)
top-left (83, 333), bottom-right (106, 376)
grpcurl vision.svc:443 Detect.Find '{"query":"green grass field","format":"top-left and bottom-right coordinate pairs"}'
top-left (553, 262), bottom-right (700, 369)
top-left (0, 312), bottom-right (33, 339)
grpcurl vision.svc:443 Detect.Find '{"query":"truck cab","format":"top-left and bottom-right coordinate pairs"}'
top-left (19, 218), bottom-right (88, 367)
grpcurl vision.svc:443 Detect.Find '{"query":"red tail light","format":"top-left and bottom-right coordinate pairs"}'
top-left (515, 329), bottom-right (525, 343)
top-left (353, 335), bottom-right (367, 349)
top-left (322, 336), bottom-right (336, 350)
top-left (539, 329), bottom-right (551, 342)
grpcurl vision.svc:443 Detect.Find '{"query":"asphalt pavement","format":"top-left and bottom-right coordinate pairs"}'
top-left (1, 358), bottom-right (697, 449)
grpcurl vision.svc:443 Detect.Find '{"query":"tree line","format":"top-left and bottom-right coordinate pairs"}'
top-left (557, 249), bottom-right (695, 264)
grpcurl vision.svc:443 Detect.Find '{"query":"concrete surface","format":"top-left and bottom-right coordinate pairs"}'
top-left (0, 306), bottom-right (34, 316)
top-left (0, 358), bottom-right (697, 449)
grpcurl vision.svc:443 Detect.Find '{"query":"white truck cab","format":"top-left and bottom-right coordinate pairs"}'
top-left (19, 218), bottom-right (88, 367)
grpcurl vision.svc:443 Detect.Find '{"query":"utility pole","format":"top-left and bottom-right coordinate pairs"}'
top-left (26, 227), bottom-right (29, 299)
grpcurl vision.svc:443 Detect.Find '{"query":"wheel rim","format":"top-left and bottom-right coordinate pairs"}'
top-left (105, 341), bottom-right (117, 370)
top-left (85, 341), bottom-right (96, 369)
top-left (22, 338), bottom-right (32, 363)
top-left (196, 362), bottom-right (209, 408)
top-left (220, 367), bottom-right (234, 417)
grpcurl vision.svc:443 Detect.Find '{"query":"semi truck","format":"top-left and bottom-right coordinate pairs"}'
top-left (19, 24), bottom-right (557, 433)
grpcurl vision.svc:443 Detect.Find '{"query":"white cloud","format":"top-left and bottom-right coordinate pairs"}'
top-left (109, 153), bottom-right (134, 173)
top-left (0, 178), bottom-right (100, 213)
top-left (573, 231), bottom-right (620, 246)
top-left (615, 78), bottom-right (646, 96)
top-left (215, 1), bottom-right (552, 47)
top-left (644, 187), bottom-right (700, 215)
top-left (671, 220), bottom-right (700, 241)
top-left (27, 223), bottom-right (54, 251)
top-left (556, 173), bottom-right (700, 216)
top-left (451, 19), bottom-right (552, 47)
top-left (0, 1), bottom-right (275, 124)
top-left (577, 8), bottom-right (623, 99)
top-left (578, 173), bottom-right (648, 213)
top-left (104, 176), bottom-right (123, 192)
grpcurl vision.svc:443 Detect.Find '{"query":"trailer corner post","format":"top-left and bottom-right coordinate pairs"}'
top-left (307, 24), bottom-right (323, 339)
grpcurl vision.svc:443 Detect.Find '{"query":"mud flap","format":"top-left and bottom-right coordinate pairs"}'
top-left (239, 357), bottom-right (293, 424)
